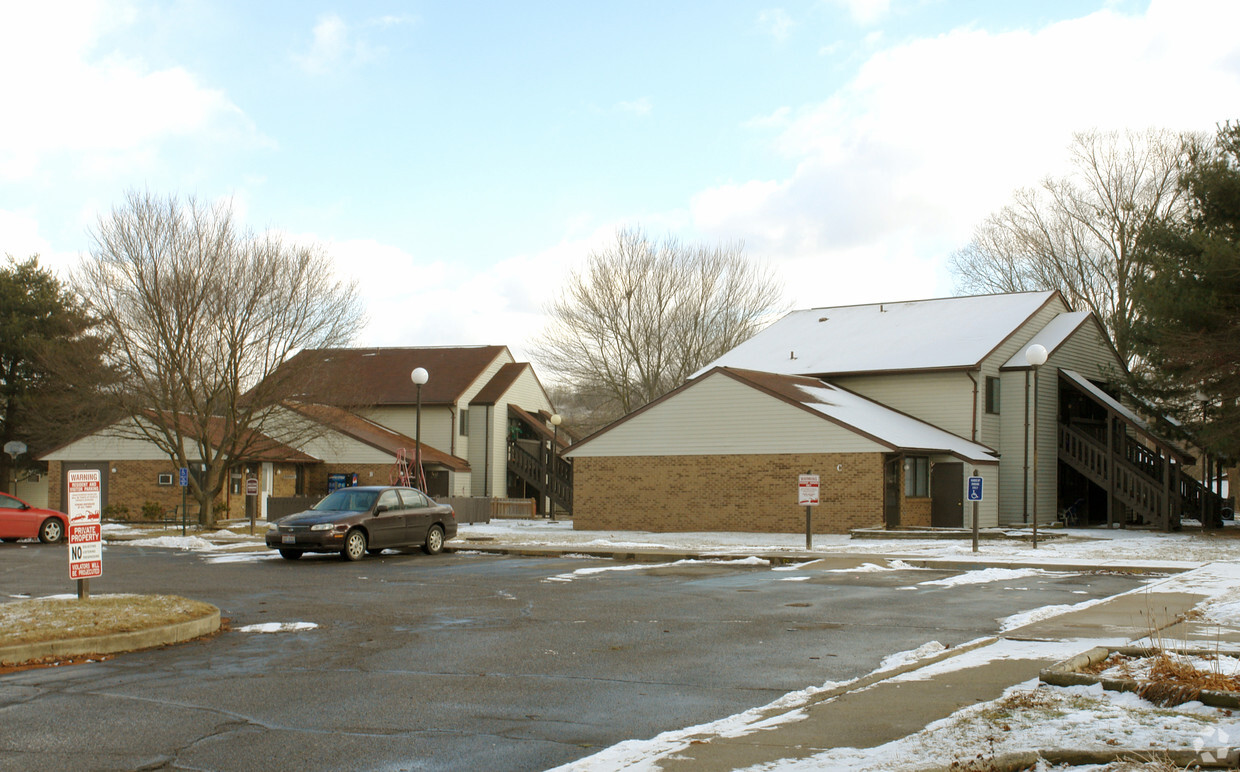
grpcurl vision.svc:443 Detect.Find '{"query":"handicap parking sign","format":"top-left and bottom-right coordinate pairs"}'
top-left (967, 476), bottom-right (983, 501)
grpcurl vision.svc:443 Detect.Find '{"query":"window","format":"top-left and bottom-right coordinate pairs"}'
top-left (377, 490), bottom-right (401, 511)
top-left (399, 489), bottom-right (427, 508)
top-left (157, 472), bottom-right (174, 486)
top-left (904, 457), bottom-right (929, 498)
top-left (459, 409), bottom-right (469, 436)
top-left (985, 376), bottom-right (1001, 414)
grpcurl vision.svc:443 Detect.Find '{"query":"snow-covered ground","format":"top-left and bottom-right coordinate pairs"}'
top-left (454, 518), bottom-right (1240, 569)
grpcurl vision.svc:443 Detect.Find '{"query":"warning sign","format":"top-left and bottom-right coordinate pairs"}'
top-left (67, 469), bottom-right (103, 580)
top-left (798, 474), bottom-right (820, 506)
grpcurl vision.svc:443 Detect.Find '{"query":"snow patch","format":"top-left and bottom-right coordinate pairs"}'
top-left (235, 622), bottom-right (318, 633)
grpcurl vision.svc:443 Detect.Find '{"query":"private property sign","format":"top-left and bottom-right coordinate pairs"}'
top-left (67, 469), bottom-right (103, 580)
top-left (798, 474), bottom-right (820, 506)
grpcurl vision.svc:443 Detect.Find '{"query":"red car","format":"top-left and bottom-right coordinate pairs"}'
top-left (0, 493), bottom-right (67, 543)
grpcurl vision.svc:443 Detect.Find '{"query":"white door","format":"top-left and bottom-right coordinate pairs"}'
top-left (260, 462), bottom-right (274, 520)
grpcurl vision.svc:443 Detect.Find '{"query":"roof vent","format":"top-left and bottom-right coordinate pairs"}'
top-left (789, 350), bottom-right (797, 360)
top-left (880, 304), bottom-right (885, 312)
top-left (818, 316), bottom-right (829, 322)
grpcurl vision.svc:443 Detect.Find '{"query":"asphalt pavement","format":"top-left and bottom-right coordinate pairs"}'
top-left (0, 530), bottom-right (1225, 772)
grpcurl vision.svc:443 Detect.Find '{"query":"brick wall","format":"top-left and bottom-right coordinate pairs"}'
top-left (572, 452), bottom-right (884, 534)
top-left (902, 496), bottom-right (932, 527)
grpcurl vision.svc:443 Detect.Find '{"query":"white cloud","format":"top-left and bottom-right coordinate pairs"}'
top-left (691, 0), bottom-right (1240, 308)
top-left (322, 226), bottom-right (620, 363)
top-left (0, 0), bottom-right (260, 181)
top-left (0, 210), bottom-right (79, 276)
top-left (293, 12), bottom-right (413, 75)
top-left (827, 0), bottom-right (891, 26)
top-left (757, 9), bottom-right (795, 43)
top-left (614, 97), bottom-right (653, 116)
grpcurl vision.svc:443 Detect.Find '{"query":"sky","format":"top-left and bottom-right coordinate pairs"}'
top-left (2, 0), bottom-right (1238, 366)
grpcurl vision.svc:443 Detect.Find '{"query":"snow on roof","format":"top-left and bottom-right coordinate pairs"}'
top-left (1000, 311), bottom-right (1092, 369)
top-left (789, 380), bottom-right (998, 464)
top-left (696, 291), bottom-right (1059, 378)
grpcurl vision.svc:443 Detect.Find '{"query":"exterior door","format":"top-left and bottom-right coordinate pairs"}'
top-left (884, 457), bottom-right (901, 529)
top-left (369, 489), bottom-right (404, 548)
top-left (930, 462), bottom-right (964, 528)
top-left (399, 488), bottom-right (432, 544)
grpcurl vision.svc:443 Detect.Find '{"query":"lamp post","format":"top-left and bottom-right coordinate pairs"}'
top-left (411, 367), bottom-right (428, 491)
top-left (1197, 390), bottom-right (1212, 528)
top-left (1025, 344), bottom-right (1048, 549)
top-left (549, 414), bottom-right (561, 521)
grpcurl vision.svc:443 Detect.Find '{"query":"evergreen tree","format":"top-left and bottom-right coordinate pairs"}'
top-left (1129, 123), bottom-right (1240, 457)
top-left (0, 256), bottom-right (116, 490)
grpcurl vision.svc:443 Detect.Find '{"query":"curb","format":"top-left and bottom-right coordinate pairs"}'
top-left (0, 607), bottom-right (221, 666)
top-left (917, 747), bottom-right (1240, 770)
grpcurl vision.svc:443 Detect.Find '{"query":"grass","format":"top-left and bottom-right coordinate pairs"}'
top-left (0, 594), bottom-right (217, 647)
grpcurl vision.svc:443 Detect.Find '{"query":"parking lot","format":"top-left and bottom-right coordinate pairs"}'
top-left (0, 543), bottom-right (1147, 771)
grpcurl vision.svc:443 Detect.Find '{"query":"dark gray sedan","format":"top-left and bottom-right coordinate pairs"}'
top-left (265, 485), bottom-right (457, 561)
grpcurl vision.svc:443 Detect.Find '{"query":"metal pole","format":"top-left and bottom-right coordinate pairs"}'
top-left (415, 383), bottom-right (422, 491)
top-left (550, 424), bottom-right (558, 522)
top-left (805, 469), bottom-right (812, 549)
top-left (1032, 364), bottom-right (1040, 549)
top-left (972, 468), bottom-right (979, 553)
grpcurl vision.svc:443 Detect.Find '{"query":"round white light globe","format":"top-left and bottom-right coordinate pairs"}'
top-left (411, 367), bottom-right (429, 385)
top-left (1024, 344), bottom-right (1048, 367)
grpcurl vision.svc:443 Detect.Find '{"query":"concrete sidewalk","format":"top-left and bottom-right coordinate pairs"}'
top-left (565, 586), bottom-right (1217, 771)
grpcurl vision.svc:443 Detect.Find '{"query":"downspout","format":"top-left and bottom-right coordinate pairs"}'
top-left (484, 405), bottom-right (491, 497)
top-left (449, 405), bottom-right (457, 457)
top-left (967, 369), bottom-right (979, 441)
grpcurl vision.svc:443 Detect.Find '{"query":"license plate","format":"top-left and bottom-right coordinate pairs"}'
top-left (282, 535), bottom-right (296, 544)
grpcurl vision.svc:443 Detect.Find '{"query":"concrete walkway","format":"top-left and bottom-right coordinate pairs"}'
top-left (563, 584), bottom-right (1218, 770)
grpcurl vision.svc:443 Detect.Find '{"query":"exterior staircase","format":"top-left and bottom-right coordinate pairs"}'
top-left (507, 440), bottom-right (573, 514)
top-left (1058, 419), bottom-right (1219, 528)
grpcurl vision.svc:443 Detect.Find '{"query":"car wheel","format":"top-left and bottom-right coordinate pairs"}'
top-left (39, 518), bottom-right (64, 544)
top-left (342, 529), bottom-right (367, 561)
top-left (278, 549), bottom-right (303, 560)
top-left (423, 524), bottom-right (445, 555)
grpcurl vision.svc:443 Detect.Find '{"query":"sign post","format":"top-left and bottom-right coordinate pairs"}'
top-left (798, 472), bottom-right (820, 549)
top-left (967, 473), bottom-right (983, 553)
top-left (179, 467), bottom-right (189, 536)
top-left (66, 469), bottom-right (102, 599)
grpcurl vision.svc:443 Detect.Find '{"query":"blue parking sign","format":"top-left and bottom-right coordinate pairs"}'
top-left (967, 476), bottom-right (983, 501)
top-left (179, 467), bottom-right (189, 487)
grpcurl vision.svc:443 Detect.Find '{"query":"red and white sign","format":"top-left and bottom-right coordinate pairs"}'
top-left (67, 469), bottom-right (103, 580)
top-left (798, 474), bottom-right (820, 506)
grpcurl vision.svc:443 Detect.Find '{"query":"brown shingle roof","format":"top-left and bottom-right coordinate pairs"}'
top-left (281, 346), bottom-right (509, 406)
top-left (287, 403), bottom-right (470, 472)
top-left (471, 362), bottom-right (529, 406)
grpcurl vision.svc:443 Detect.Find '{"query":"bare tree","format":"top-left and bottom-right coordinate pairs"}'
top-left (950, 129), bottom-right (1195, 364)
top-left (534, 226), bottom-right (785, 426)
top-left (75, 191), bottom-right (365, 525)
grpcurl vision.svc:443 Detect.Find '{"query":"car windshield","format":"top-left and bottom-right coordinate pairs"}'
top-left (312, 489), bottom-right (378, 512)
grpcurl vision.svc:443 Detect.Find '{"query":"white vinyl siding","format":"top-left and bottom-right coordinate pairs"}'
top-left (831, 371), bottom-right (976, 439)
top-left (362, 405), bottom-right (456, 457)
top-left (42, 418), bottom-right (202, 462)
top-left (994, 318), bottom-right (1123, 525)
top-left (566, 373), bottom-right (888, 458)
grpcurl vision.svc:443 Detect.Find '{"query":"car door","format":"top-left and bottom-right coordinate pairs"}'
top-left (368, 489), bottom-right (404, 548)
top-left (399, 488), bottom-right (432, 546)
top-left (0, 494), bottom-right (38, 539)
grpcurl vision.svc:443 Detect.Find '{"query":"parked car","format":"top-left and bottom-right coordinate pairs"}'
top-left (265, 486), bottom-right (457, 561)
top-left (0, 493), bottom-right (68, 543)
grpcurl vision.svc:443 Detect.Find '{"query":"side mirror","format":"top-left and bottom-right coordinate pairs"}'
top-left (374, 504), bottom-right (389, 515)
